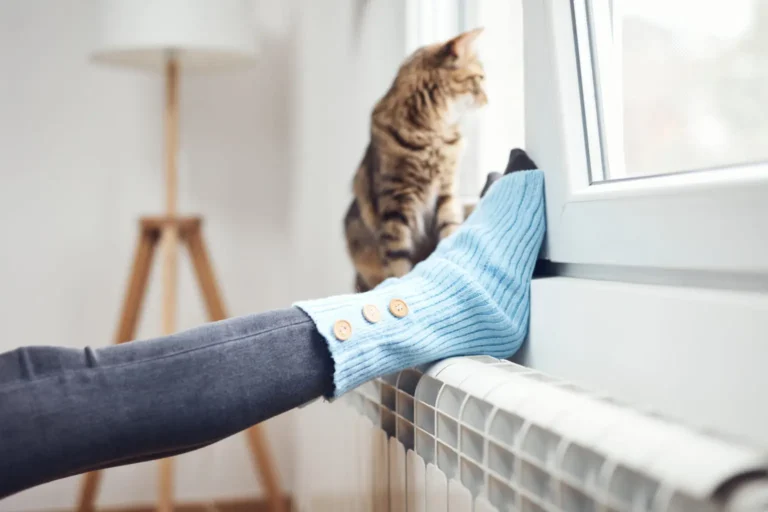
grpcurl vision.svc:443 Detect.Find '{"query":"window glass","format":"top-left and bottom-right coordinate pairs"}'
top-left (588, 0), bottom-right (768, 180)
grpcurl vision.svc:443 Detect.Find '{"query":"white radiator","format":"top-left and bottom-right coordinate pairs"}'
top-left (327, 356), bottom-right (768, 512)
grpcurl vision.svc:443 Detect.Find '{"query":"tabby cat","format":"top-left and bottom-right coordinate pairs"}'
top-left (345, 28), bottom-right (488, 292)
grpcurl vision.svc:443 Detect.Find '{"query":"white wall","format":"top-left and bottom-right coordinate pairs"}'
top-left (0, 0), bottom-right (409, 510)
top-left (521, 278), bottom-right (768, 450)
top-left (288, 0), bottom-right (407, 298)
top-left (288, 1), bottom-right (408, 510)
top-left (0, 0), bottom-right (297, 509)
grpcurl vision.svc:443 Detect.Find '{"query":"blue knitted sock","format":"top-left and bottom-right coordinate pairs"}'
top-left (295, 170), bottom-right (546, 396)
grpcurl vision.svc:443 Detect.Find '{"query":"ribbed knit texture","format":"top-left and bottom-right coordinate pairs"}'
top-left (295, 170), bottom-right (546, 397)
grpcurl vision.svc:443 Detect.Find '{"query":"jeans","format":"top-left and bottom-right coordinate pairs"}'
top-left (0, 307), bottom-right (333, 498)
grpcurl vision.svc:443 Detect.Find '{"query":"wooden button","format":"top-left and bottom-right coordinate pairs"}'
top-left (362, 304), bottom-right (381, 323)
top-left (333, 320), bottom-right (352, 341)
top-left (389, 298), bottom-right (409, 318)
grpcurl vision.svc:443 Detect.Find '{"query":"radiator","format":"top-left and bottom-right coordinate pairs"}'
top-left (331, 356), bottom-right (768, 512)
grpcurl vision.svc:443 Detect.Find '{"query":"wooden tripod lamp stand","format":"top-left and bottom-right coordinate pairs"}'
top-left (79, 1), bottom-right (285, 511)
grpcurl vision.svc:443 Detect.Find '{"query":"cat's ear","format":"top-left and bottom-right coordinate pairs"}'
top-left (443, 27), bottom-right (484, 61)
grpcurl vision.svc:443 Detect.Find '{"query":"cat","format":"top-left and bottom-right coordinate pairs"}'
top-left (344, 28), bottom-right (488, 292)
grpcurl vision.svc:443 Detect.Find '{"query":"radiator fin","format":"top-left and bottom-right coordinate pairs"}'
top-left (337, 356), bottom-right (768, 511)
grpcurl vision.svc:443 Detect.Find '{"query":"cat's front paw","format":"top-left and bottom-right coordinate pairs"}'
top-left (388, 259), bottom-right (414, 278)
top-left (438, 222), bottom-right (460, 240)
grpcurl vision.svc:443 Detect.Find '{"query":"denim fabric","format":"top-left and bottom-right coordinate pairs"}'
top-left (0, 307), bottom-right (333, 498)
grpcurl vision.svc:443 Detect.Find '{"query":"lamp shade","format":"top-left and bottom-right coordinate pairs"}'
top-left (91, 0), bottom-right (257, 72)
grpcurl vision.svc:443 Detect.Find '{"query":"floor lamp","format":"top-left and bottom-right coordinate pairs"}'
top-left (78, 1), bottom-right (285, 511)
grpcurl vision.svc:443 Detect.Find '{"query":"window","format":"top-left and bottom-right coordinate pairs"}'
top-left (399, 0), bottom-right (768, 452)
top-left (525, 0), bottom-right (768, 275)
top-left (406, 0), bottom-right (524, 200)
top-left (521, 1), bottom-right (768, 447)
top-left (583, 0), bottom-right (768, 181)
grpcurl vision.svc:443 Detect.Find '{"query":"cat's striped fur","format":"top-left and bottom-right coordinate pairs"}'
top-left (345, 28), bottom-right (488, 292)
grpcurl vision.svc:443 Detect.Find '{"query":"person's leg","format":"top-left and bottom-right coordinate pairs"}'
top-left (0, 153), bottom-right (544, 498)
top-left (0, 307), bottom-right (333, 498)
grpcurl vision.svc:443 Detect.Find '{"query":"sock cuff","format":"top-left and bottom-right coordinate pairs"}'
top-left (295, 260), bottom-right (527, 396)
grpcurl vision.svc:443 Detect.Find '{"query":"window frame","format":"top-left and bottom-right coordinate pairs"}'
top-left (524, 0), bottom-right (768, 276)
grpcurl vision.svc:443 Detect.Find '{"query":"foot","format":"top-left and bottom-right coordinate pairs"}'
top-left (296, 169), bottom-right (545, 396)
top-left (480, 148), bottom-right (538, 198)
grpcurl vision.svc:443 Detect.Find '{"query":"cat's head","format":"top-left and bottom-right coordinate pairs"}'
top-left (398, 28), bottom-right (488, 117)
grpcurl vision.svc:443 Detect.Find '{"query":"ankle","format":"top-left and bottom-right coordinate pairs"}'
top-left (295, 170), bottom-right (545, 396)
